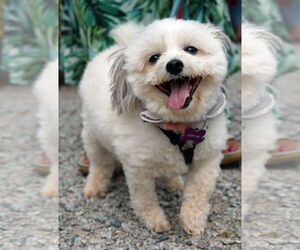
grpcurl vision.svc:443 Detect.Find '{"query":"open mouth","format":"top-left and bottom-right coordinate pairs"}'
top-left (156, 76), bottom-right (202, 110)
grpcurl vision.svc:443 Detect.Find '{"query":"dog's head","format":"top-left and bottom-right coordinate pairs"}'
top-left (110, 18), bottom-right (229, 122)
top-left (242, 24), bottom-right (281, 91)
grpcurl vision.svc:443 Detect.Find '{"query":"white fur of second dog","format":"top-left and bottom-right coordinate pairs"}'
top-left (242, 24), bottom-right (281, 217)
top-left (80, 18), bottom-right (229, 235)
top-left (33, 59), bottom-right (58, 197)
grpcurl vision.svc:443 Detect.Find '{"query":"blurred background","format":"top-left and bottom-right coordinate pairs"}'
top-left (0, 0), bottom-right (58, 248)
top-left (242, 0), bottom-right (300, 249)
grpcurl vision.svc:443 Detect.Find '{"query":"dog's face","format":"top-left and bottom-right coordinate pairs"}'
top-left (242, 24), bottom-right (281, 93)
top-left (111, 19), bottom-right (228, 122)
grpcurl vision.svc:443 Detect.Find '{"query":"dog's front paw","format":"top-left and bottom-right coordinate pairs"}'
top-left (180, 203), bottom-right (210, 235)
top-left (83, 173), bottom-right (108, 198)
top-left (138, 207), bottom-right (170, 233)
top-left (145, 216), bottom-right (170, 233)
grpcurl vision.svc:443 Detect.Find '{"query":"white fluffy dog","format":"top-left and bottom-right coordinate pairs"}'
top-left (33, 59), bottom-right (58, 197)
top-left (80, 18), bottom-right (229, 234)
top-left (242, 24), bottom-right (281, 216)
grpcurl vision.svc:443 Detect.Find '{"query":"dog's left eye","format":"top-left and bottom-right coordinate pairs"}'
top-left (149, 54), bottom-right (160, 64)
top-left (184, 46), bottom-right (198, 54)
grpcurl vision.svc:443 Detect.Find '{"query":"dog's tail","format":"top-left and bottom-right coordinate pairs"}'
top-left (109, 22), bottom-right (142, 46)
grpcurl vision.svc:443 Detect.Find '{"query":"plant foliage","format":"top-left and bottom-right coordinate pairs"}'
top-left (1, 0), bottom-right (58, 85)
top-left (60, 0), bottom-right (240, 85)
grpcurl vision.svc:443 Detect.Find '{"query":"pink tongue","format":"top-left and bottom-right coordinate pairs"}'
top-left (168, 81), bottom-right (190, 110)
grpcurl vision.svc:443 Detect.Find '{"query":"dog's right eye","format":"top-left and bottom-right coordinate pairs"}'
top-left (184, 46), bottom-right (198, 54)
top-left (149, 54), bottom-right (160, 64)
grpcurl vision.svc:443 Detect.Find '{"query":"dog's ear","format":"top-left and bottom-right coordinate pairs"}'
top-left (243, 24), bottom-right (283, 54)
top-left (214, 30), bottom-right (232, 54)
top-left (109, 49), bottom-right (139, 115)
top-left (257, 30), bottom-right (282, 55)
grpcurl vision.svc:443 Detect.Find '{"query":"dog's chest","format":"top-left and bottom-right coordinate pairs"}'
top-left (112, 115), bottom-right (224, 176)
top-left (151, 132), bottom-right (212, 176)
top-left (138, 125), bottom-right (211, 175)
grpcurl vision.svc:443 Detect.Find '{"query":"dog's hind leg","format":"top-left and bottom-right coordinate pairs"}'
top-left (42, 163), bottom-right (58, 197)
top-left (82, 125), bottom-right (115, 198)
top-left (38, 114), bottom-right (58, 197)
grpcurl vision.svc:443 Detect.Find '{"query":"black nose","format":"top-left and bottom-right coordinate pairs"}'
top-left (166, 59), bottom-right (184, 75)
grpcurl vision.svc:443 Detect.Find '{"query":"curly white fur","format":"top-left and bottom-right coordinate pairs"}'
top-left (80, 18), bottom-right (228, 234)
top-left (242, 24), bottom-right (280, 217)
top-left (33, 59), bottom-right (58, 197)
